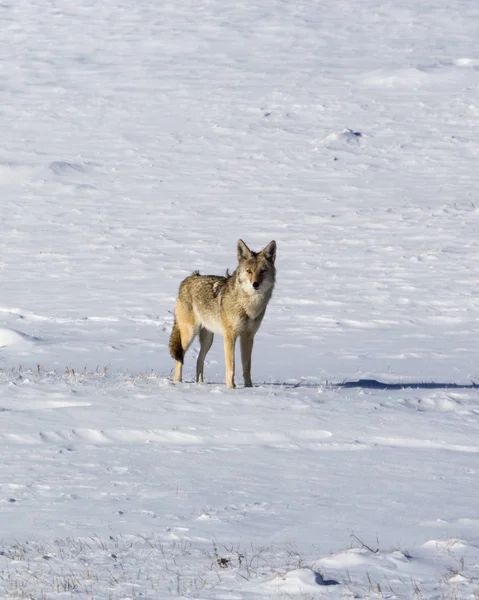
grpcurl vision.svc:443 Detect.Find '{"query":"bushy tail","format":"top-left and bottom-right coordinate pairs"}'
top-left (169, 320), bottom-right (184, 363)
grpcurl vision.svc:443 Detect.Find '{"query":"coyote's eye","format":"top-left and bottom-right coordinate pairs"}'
top-left (260, 268), bottom-right (267, 274)
top-left (246, 269), bottom-right (252, 274)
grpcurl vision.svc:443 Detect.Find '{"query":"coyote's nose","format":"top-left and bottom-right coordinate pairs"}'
top-left (252, 281), bottom-right (260, 290)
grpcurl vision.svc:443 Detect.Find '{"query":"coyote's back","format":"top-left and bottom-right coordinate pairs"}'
top-left (169, 239), bottom-right (276, 388)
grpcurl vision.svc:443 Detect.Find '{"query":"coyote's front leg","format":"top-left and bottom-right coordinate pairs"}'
top-left (240, 332), bottom-right (254, 387)
top-left (223, 329), bottom-right (237, 389)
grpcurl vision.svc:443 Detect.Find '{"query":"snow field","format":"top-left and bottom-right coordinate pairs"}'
top-left (2, 0), bottom-right (479, 597)
top-left (1, 370), bottom-right (479, 597)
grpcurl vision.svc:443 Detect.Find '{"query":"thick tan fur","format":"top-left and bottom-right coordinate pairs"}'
top-left (169, 240), bottom-right (276, 388)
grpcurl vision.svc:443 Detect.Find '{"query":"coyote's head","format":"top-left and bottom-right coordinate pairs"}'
top-left (236, 239), bottom-right (276, 294)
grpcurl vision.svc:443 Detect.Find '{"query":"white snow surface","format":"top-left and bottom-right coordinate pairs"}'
top-left (1, 0), bottom-right (479, 598)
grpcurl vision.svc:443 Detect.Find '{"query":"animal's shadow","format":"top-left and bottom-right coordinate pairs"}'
top-left (259, 379), bottom-right (479, 390)
top-left (333, 379), bottom-right (479, 390)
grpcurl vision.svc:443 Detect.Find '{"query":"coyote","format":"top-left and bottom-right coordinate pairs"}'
top-left (169, 239), bottom-right (276, 388)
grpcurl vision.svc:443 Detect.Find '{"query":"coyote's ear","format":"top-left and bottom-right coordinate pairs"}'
top-left (262, 240), bottom-right (276, 264)
top-left (237, 239), bottom-right (252, 262)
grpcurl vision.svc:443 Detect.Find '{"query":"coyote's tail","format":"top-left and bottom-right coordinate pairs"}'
top-left (169, 320), bottom-right (184, 363)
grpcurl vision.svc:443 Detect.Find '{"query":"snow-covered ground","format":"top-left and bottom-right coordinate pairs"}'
top-left (2, 0), bottom-right (479, 597)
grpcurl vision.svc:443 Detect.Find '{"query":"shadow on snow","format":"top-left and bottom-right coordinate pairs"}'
top-left (283, 379), bottom-right (479, 390)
